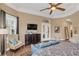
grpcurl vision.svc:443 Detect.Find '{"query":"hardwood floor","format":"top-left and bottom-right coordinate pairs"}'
top-left (6, 45), bottom-right (32, 56)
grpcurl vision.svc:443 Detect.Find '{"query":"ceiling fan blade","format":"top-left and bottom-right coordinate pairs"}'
top-left (49, 3), bottom-right (53, 6)
top-left (56, 7), bottom-right (65, 11)
top-left (49, 3), bottom-right (56, 7)
top-left (56, 3), bottom-right (62, 6)
top-left (40, 8), bottom-right (50, 11)
top-left (50, 10), bottom-right (53, 15)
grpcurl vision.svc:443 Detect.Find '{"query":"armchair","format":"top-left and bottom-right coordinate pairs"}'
top-left (9, 39), bottom-right (23, 50)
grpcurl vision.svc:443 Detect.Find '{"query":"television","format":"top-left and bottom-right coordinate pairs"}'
top-left (27, 24), bottom-right (37, 30)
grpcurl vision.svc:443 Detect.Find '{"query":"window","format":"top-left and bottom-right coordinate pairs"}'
top-left (5, 13), bottom-right (19, 34)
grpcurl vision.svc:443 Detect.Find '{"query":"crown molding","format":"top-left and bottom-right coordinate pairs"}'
top-left (5, 3), bottom-right (79, 19)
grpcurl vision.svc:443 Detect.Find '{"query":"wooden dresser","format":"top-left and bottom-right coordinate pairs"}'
top-left (25, 34), bottom-right (41, 45)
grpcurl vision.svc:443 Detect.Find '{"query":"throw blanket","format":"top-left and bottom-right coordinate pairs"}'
top-left (32, 41), bottom-right (79, 56)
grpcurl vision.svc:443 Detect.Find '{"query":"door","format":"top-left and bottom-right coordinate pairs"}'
top-left (64, 27), bottom-right (69, 41)
top-left (41, 23), bottom-right (50, 41)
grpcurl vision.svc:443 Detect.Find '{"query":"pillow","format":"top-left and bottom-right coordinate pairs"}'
top-left (34, 44), bottom-right (41, 49)
top-left (9, 39), bottom-right (18, 45)
top-left (40, 42), bottom-right (51, 48)
top-left (49, 40), bottom-right (60, 45)
top-left (31, 40), bottom-right (60, 53)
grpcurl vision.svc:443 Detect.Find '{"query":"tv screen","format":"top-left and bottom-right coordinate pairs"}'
top-left (27, 24), bottom-right (37, 30)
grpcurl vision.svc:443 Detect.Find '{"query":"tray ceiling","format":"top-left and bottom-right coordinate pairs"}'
top-left (5, 3), bottom-right (79, 18)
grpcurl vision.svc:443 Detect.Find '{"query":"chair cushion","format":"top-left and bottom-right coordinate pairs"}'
top-left (9, 39), bottom-right (18, 45)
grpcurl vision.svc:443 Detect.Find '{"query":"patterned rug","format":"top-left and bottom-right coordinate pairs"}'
top-left (32, 41), bottom-right (79, 56)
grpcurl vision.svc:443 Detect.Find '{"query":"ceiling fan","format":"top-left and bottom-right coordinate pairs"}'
top-left (40, 3), bottom-right (65, 15)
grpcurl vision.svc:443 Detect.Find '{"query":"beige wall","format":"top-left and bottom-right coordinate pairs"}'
top-left (18, 12), bottom-right (51, 43)
top-left (0, 4), bottom-right (51, 45)
top-left (51, 19), bottom-right (65, 40)
top-left (0, 4), bottom-right (19, 51)
top-left (18, 12), bottom-right (51, 34)
top-left (0, 3), bottom-right (79, 50)
top-left (51, 11), bottom-right (79, 40)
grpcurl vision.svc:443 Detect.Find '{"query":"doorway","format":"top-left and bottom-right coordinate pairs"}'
top-left (64, 27), bottom-right (69, 41)
top-left (41, 23), bottom-right (51, 41)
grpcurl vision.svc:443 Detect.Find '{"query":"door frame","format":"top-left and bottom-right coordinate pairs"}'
top-left (41, 23), bottom-right (51, 41)
top-left (64, 27), bottom-right (69, 41)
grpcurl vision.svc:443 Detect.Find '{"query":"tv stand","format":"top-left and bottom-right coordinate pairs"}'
top-left (25, 34), bottom-right (41, 45)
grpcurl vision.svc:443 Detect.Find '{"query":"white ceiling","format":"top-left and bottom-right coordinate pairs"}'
top-left (5, 3), bottom-right (79, 18)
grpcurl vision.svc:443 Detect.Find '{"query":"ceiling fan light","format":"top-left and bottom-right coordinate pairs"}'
top-left (51, 7), bottom-right (56, 10)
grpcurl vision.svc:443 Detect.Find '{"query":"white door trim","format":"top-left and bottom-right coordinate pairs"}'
top-left (41, 23), bottom-right (51, 41)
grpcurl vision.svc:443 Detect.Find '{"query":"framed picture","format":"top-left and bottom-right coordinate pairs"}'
top-left (54, 26), bottom-right (60, 33)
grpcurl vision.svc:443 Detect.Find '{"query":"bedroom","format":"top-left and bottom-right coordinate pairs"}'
top-left (0, 3), bottom-right (79, 56)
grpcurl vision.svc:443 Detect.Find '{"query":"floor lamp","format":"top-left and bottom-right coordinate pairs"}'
top-left (0, 29), bottom-right (8, 55)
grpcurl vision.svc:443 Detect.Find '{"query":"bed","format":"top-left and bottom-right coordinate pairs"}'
top-left (31, 40), bottom-right (60, 53)
top-left (32, 41), bottom-right (79, 56)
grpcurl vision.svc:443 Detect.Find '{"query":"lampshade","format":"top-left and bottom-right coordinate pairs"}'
top-left (0, 29), bottom-right (8, 34)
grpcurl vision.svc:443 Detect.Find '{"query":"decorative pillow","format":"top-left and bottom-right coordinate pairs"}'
top-left (40, 40), bottom-right (60, 48)
top-left (9, 39), bottom-right (18, 45)
top-left (49, 40), bottom-right (60, 45)
top-left (31, 40), bottom-right (60, 53)
top-left (40, 42), bottom-right (51, 48)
